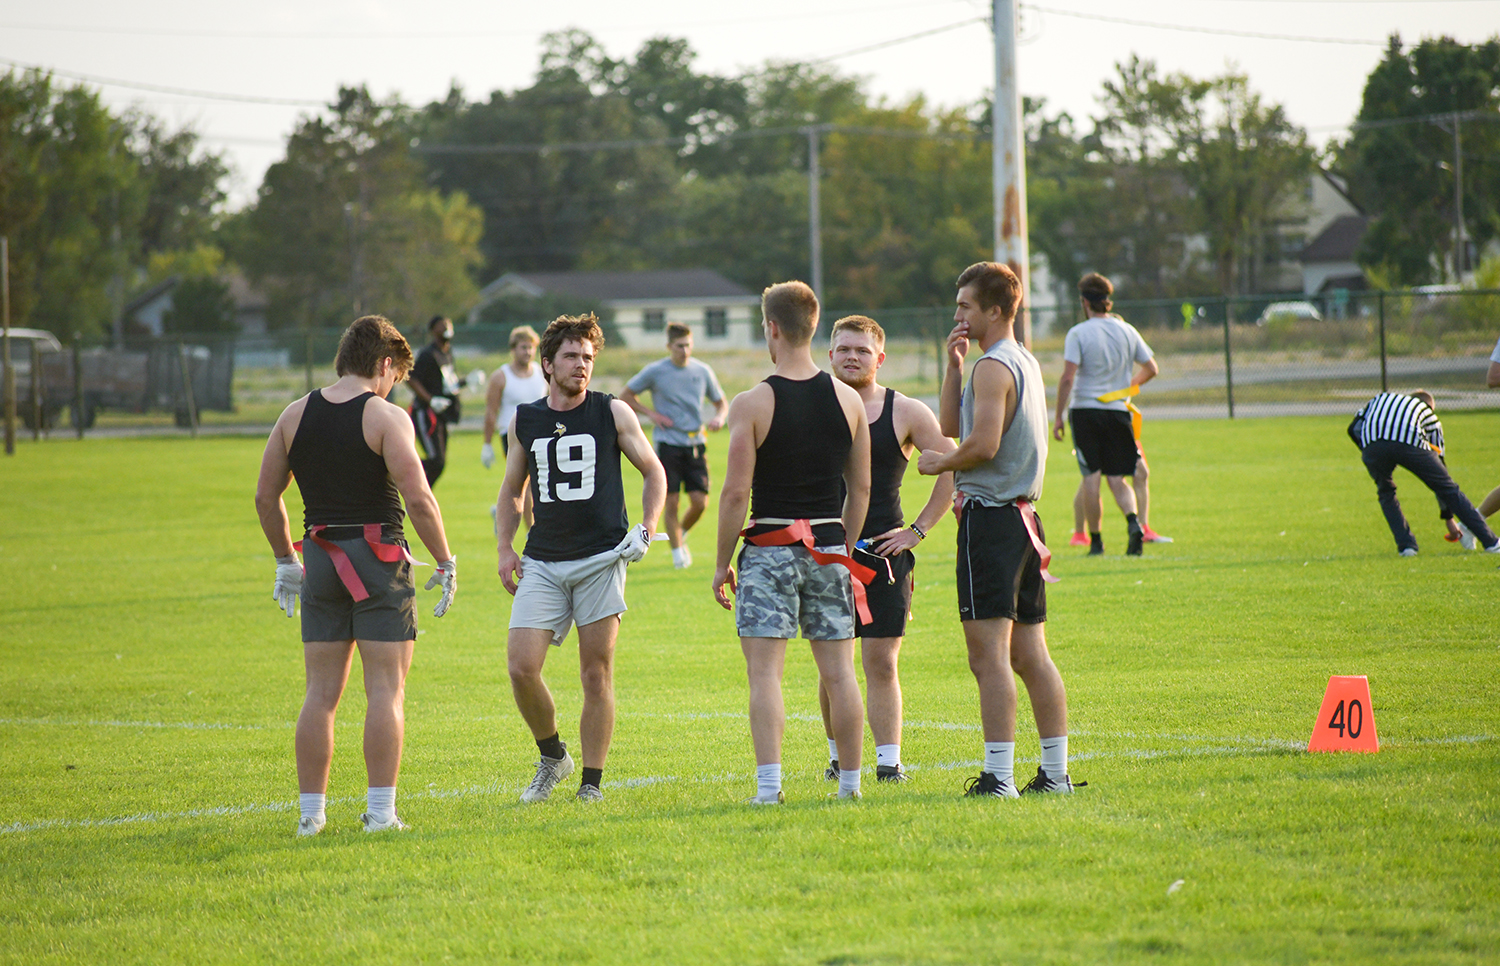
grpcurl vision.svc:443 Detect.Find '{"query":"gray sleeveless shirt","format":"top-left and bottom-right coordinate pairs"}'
top-left (956, 338), bottom-right (1048, 506)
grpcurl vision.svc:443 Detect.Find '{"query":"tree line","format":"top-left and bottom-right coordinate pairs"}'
top-left (1, 30), bottom-right (1495, 338)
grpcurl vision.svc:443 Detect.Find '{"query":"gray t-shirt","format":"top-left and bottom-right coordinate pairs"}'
top-left (957, 338), bottom-right (1048, 506)
top-left (1063, 315), bottom-right (1153, 411)
top-left (626, 357), bottom-right (725, 447)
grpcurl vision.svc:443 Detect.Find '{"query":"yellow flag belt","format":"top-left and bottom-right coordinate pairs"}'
top-left (1096, 385), bottom-right (1142, 440)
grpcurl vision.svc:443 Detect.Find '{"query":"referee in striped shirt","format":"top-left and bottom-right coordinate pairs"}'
top-left (1349, 390), bottom-right (1499, 556)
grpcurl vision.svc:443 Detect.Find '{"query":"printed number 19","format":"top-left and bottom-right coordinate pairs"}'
top-left (1327, 699), bottom-right (1363, 739)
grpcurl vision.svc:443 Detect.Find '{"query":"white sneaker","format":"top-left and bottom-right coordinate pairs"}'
top-left (963, 772), bottom-right (1019, 799)
top-left (747, 790), bottom-right (785, 805)
top-left (576, 783), bottom-right (604, 803)
top-left (297, 815), bottom-right (325, 837)
top-left (672, 545), bottom-right (692, 569)
top-left (520, 745), bottom-right (574, 803)
top-left (1399, 547), bottom-right (1418, 557)
top-left (836, 788), bottom-right (862, 800)
top-left (1455, 520), bottom-right (1478, 550)
top-left (360, 812), bottom-right (409, 832)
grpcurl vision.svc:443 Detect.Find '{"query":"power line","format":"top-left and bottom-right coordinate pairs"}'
top-left (1020, 3), bottom-right (1390, 45)
top-left (0, 56), bottom-right (323, 106)
top-left (812, 16), bottom-right (989, 63)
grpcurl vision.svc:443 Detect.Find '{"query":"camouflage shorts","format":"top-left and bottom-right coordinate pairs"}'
top-left (736, 544), bottom-right (856, 641)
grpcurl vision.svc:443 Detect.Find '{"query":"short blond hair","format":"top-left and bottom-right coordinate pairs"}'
top-left (761, 281), bottom-right (819, 346)
top-left (831, 315), bottom-right (885, 348)
top-left (509, 325), bottom-right (540, 348)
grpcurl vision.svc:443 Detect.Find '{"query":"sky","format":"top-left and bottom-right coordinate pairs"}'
top-left (4, 0), bottom-right (1498, 207)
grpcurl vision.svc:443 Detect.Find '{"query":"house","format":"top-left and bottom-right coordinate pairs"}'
top-left (468, 269), bottom-right (762, 349)
top-left (1300, 214), bottom-right (1370, 295)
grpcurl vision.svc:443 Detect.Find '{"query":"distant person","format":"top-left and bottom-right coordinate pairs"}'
top-left (495, 314), bottom-right (666, 804)
top-left (1069, 447), bottom-right (1171, 547)
top-left (1488, 335), bottom-right (1500, 389)
top-left (409, 315), bottom-right (462, 486)
top-left (1348, 390), bottom-right (1498, 555)
top-left (254, 315), bottom-right (457, 836)
top-left (713, 281), bottom-right (872, 804)
top-left (482, 326), bottom-right (547, 528)
top-left (621, 323), bottom-right (728, 569)
top-left (918, 262), bottom-right (1077, 798)
top-left (1052, 274), bottom-right (1158, 556)
top-left (816, 314), bottom-right (955, 784)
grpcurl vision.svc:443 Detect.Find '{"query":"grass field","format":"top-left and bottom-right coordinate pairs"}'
top-left (2, 412), bottom-right (1498, 964)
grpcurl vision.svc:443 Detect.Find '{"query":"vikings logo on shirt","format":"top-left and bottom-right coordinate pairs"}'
top-left (554, 422), bottom-right (567, 437)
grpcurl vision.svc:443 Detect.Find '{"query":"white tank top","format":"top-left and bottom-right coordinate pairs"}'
top-left (498, 363), bottom-right (548, 430)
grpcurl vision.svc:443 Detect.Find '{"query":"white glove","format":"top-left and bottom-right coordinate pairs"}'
top-left (465, 368), bottom-right (487, 391)
top-left (273, 554), bottom-right (302, 618)
top-left (425, 557), bottom-right (457, 617)
top-left (614, 525), bottom-right (652, 564)
top-left (429, 396), bottom-right (452, 414)
top-left (481, 442), bottom-right (495, 469)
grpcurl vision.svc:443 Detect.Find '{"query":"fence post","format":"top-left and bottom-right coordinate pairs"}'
top-left (1222, 298), bottom-right (1235, 419)
top-left (178, 340), bottom-right (199, 438)
top-left (1377, 291), bottom-right (1387, 393)
top-left (1, 235), bottom-right (12, 455)
top-left (73, 334), bottom-right (84, 440)
top-left (30, 340), bottom-right (42, 441)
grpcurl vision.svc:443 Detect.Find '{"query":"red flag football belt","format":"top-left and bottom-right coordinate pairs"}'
top-left (741, 518), bottom-right (876, 626)
top-left (294, 524), bottom-right (422, 602)
top-left (1013, 499), bottom-right (1059, 585)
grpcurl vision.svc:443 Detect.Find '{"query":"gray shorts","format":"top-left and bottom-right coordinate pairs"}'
top-left (301, 536), bottom-right (417, 643)
top-left (736, 544), bottom-right (856, 641)
top-left (510, 549), bottom-right (628, 645)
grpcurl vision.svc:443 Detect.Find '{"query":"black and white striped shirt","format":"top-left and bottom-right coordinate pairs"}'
top-left (1351, 393), bottom-right (1444, 452)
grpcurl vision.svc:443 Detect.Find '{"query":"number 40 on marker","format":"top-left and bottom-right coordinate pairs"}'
top-left (1308, 675), bottom-right (1380, 753)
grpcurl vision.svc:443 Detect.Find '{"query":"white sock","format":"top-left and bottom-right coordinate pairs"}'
top-left (875, 744), bottom-right (900, 769)
top-left (983, 742), bottom-right (1015, 785)
top-left (366, 786), bottom-right (397, 823)
top-left (756, 763), bottom-right (782, 800)
top-left (839, 768), bottom-right (861, 796)
top-left (298, 792), bottom-right (326, 822)
top-left (828, 738), bottom-right (840, 761)
top-left (1040, 735), bottom-right (1068, 777)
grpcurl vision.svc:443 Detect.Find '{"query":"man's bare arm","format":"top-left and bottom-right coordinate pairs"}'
top-left (869, 397), bottom-right (955, 556)
top-left (713, 390), bottom-right (763, 609)
top-left (482, 369), bottom-right (506, 444)
top-left (1133, 356), bottom-right (1159, 388)
top-left (494, 416), bottom-right (531, 593)
top-left (614, 399), bottom-right (667, 536)
top-left (374, 400), bottom-right (452, 564)
top-left (919, 359), bottom-right (1014, 475)
top-left (1053, 360), bottom-right (1077, 441)
top-left (836, 380), bottom-right (871, 554)
top-left (620, 386), bottom-right (671, 427)
top-left (937, 321), bottom-right (969, 438)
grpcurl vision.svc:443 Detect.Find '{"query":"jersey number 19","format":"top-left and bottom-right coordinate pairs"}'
top-left (530, 434), bottom-right (597, 503)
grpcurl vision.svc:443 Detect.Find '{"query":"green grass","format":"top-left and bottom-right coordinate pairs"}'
top-left (2, 413), bottom-right (1498, 964)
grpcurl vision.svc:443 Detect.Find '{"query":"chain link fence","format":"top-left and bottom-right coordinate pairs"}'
top-left (6, 288), bottom-right (1499, 437)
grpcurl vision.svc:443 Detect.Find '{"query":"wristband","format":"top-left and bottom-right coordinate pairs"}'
top-left (909, 523), bottom-right (926, 541)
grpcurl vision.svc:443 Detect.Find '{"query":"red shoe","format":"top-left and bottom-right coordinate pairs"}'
top-left (1142, 527), bottom-right (1174, 544)
top-left (1069, 532), bottom-right (1088, 547)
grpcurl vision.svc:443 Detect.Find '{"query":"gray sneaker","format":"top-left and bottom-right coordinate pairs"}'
top-left (963, 771), bottom-right (1019, 799)
top-left (360, 812), bottom-right (410, 832)
top-left (520, 745), bottom-right (575, 803)
top-left (296, 815), bottom-right (325, 837)
top-left (824, 758), bottom-right (839, 781)
top-left (1018, 766), bottom-right (1085, 795)
top-left (576, 783), bottom-right (603, 803)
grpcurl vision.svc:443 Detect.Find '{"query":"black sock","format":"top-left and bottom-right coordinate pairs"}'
top-left (581, 767), bottom-right (603, 789)
top-left (537, 733), bottom-right (565, 760)
top-left (1090, 532), bottom-right (1103, 551)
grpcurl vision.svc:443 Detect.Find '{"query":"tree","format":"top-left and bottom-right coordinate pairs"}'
top-left (237, 86), bottom-right (483, 330)
top-left (1337, 35), bottom-right (1500, 284)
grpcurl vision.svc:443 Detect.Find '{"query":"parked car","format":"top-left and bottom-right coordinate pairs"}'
top-left (1256, 301), bottom-right (1323, 326)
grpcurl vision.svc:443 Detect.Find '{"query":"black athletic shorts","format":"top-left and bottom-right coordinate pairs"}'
top-left (301, 531), bottom-right (418, 643)
top-left (957, 503), bottom-right (1046, 624)
top-left (853, 547), bottom-right (915, 638)
top-left (658, 442), bottom-right (710, 494)
top-left (1070, 408), bottom-right (1138, 477)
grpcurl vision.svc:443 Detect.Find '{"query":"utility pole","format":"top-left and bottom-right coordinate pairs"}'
top-left (992, 0), bottom-right (1031, 346)
top-left (805, 124), bottom-right (826, 307)
top-left (1452, 114), bottom-right (1466, 281)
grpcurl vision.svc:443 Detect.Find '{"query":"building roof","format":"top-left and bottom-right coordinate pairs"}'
top-left (481, 268), bottom-right (758, 304)
top-left (1300, 215), bottom-right (1369, 264)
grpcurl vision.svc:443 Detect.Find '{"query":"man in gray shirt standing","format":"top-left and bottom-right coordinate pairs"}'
top-left (622, 323), bottom-right (728, 569)
top-left (1052, 273), bottom-right (1158, 556)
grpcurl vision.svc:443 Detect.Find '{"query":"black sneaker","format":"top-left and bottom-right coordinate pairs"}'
top-left (963, 771), bottom-right (1018, 799)
top-left (875, 764), bottom-right (909, 783)
top-left (824, 758), bottom-right (839, 781)
top-left (1127, 523), bottom-right (1144, 556)
top-left (1018, 765), bottom-right (1086, 795)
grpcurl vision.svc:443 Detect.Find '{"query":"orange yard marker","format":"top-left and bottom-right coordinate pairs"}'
top-left (1308, 675), bottom-right (1379, 753)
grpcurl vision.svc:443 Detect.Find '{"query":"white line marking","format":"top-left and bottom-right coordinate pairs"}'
top-left (4, 733), bottom-right (1491, 836)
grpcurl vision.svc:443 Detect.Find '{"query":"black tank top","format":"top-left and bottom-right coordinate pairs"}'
top-left (749, 371), bottom-right (852, 545)
top-left (516, 391), bottom-right (628, 562)
top-left (286, 391), bottom-right (404, 532)
top-left (862, 388), bottom-right (907, 539)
